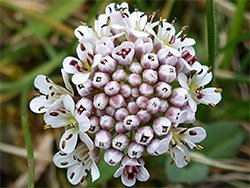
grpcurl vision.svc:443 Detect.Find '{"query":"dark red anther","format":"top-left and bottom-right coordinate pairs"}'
top-left (197, 93), bottom-right (204, 100)
top-left (69, 60), bottom-right (78, 66)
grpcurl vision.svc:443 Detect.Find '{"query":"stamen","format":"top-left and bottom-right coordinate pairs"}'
top-left (77, 30), bottom-right (84, 36)
top-left (70, 172), bottom-right (75, 179)
top-left (159, 17), bottom-right (163, 28)
top-left (80, 43), bottom-right (86, 51)
top-left (189, 130), bottom-right (197, 136)
top-left (49, 112), bottom-right (59, 116)
top-left (44, 124), bottom-right (51, 129)
top-left (184, 156), bottom-right (189, 163)
top-left (80, 176), bottom-right (85, 183)
top-left (106, 16), bottom-right (111, 25)
top-left (148, 9), bottom-right (159, 23)
top-left (181, 25), bottom-right (189, 31)
top-left (207, 66), bottom-right (212, 73)
top-left (60, 162), bottom-right (68, 166)
top-left (62, 141), bottom-right (66, 149)
top-left (134, 5), bottom-right (138, 12)
top-left (181, 34), bottom-right (187, 42)
top-left (170, 158), bottom-right (175, 165)
top-left (45, 76), bottom-right (50, 83)
top-left (196, 145), bottom-right (204, 151)
top-left (96, 13), bottom-right (99, 20)
top-left (171, 17), bottom-right (177, 24)
top-left (38, 106), bottom-right (45, 111)
top-left (66, 134), bottom-right (73, 140)
top-left (215, 88), bottom-right (222, 93)
top-left (179, 128), bottom-right (188, 134)
top-left (80, 21), bottom-right (87, 26)
top-left (197, 69), bottom-right (203, 75)
top-left (208, 103), bottom-right (216, 107)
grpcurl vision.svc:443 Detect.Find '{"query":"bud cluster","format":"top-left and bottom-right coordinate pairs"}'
top-left (29, 2), bottom-right (222, 187)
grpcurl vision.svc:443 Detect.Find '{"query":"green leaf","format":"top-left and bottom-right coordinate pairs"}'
top-left (201, 121), bottom-right (244, 159)
top-left (89, 150), bottom-right (117, 187)
top-left (165, 156), bottom-right (208, 183)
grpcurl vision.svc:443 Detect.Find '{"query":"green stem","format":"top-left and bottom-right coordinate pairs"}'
top-left (21, 85), bottom-right (34, 188)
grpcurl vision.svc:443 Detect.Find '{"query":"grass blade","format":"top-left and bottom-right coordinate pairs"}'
top-left (21, 85), bottom-right (34, 188)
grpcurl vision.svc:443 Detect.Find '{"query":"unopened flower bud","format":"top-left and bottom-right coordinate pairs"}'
top-left (98, 56), bottom-right (117, 73)
top-left (136, 96), bottom-right (149, 109)
top-left (123, 115), bottom-right (140, 131)
top-left (146, 138), bottom-right (161, 156)
top-left (93, 93), bottom-right (109, 110)
top-left (95, 130), bottom-right (112, 149)
top-left (137, 110), bottom-right (151, 124)
top-left (141, 53), bottom-right (159, 70)
top-left (75, 97), bottom-right (93, 117)
top-left (129, 62), bottom-right (143, 74)
top-left (106, 106), bottom-right (115, 116)
top-left (134, 38), bottom-right (153, 59)
top-left (120, 84), bottom-right (131, 98)
top-left (96, 37), bottom-right (115, 56)
top-left (112, 134), bottom-right (129, 152)
top-left (142, 69), bottom-right (158, 85)
top-left (181, 105), bottom-right (196, 124)
top-left (158, 65), bottom-right (176, 83)
top-left (93, 72), bottom-right (110, 88)
top-left (165, 107), bottom-right (188, 126)
top-left (109, 94), bottom-right (125, 109)
top-left (100, 115), bottom-right (115, 130)
top-left (127, 141), bottom-right (145, 159)
top-left (131, 88), bottom-right (140, 98)
top-left (135, 126), bottom-right (154, 146)
top-left (115, 121), bottom-right (127, 134)
top-left (128, 74), bottom-right (142, 87)
top-left (112, 41), bottom-right (135, 66)
top-left (157, 48), bottom-right (177, 66)
top-left (127, 102), bottom-right (139, 114)
top-left (153, 117), bottom-right (171, 136)
top-left (95, 109), bottom-right (106, 117)
top-left (87, 116), bottom-right (100, 134)
top-left (158, 99), bottom-right (169, 113)
top-left (169, 87), bottom-right (189, 107)
top-left (156, 82), bottom-right (172, 99)
top-left (104, 148), bottom-right (123, 166)
top-left (77, 79), bottom-right (94, 97)
top-left (115, 108), bottom-right (129, 121)
top-left (104, 81), bottom-right (120, 96)
top-left (147, 97), bottom-right (161, 114)
top-left (139, 83), bottom-right (154, 97)
top-left (112, 69), bottom-right (126, 82)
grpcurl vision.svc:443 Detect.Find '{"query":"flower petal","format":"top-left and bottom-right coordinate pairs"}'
top-left (114, 166), bottom-right (124, 178)
top-left (67, 164), bottom-right (82, 185)
top-left (72, 72), bottom-right (91, 85)
top-left (53, 151), bottom-right (76, 168)
top-left (121, 173), bottom-right (136, 187)
top-left (61, 69), bottom-right (74, 95)
top-left (136, 166), bottom-right (150, 182)
top-left (198, 87), bottom-right (222, 105)
top-left (174, 145), bottom-right (190, 168)
top-left (63, 56), bottom-right (82, 74)
top-left (183, 127), bottom-right (206, 146)
top-left (62, 95), bottom-right (75, 115)
top-left (29, 96), bottom-right (54, 113)
top-left (59, 129), bottom-right (78, 153)
top-left (91, 162), bottom-right (100, 182)
top-left (156, 132), bottom-right (173, 154)
top-left (79, 133), bottom-right (94, 151)
top-left (178, 73), bottom-right (189, 89)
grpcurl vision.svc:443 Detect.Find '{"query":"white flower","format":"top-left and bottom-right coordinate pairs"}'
top-left (53, 144), bottom-right (100, 185)
top-left (63, 42), bottom-right (102, 85)
top-left (178, 63), bottom-right (222, 112)
top-left (156, 127), bottom-right (206, 168)
top-left (29, 69), bottom-right (73, 113)
top-left (114, 156), bottom-right (150, 187)
top-left (43, 95), bottom-right (93, 153)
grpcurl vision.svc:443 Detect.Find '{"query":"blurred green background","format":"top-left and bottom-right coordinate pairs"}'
top-left (0, 0), bottom-right (249, 187)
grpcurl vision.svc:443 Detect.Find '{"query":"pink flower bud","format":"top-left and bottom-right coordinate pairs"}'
top-left (100, 115), bottom-right (115, 130)
top-left (115, 108), bottom-right (129, 121)
top-left (109, 94), bottom-right (125, 109)
top-left (134, 38), bottom-right (153, 59)
top-left (136, 96), bottom-right (149, 109)
top-left (75, 97), bottom-right (93, 117)
top-left (165, 107), bottom-right (188, 127)
top-left (129, 62), bottom-right (143, 74)
top-left (137, 110), bottom-right (151, 124)
top-left (142, 69), bottom-right (158, 85)
top-left (98, 56), bottom-right (117, 73)
top-left (153, 117), bottom-right (171, 136)
top-left (106, 106), bottom-right (115, 116)
top-left (139, 83), bottom-right (154, 97)
top-left (93, 72), bottom-right (110, 88)
top-left (120, 84), bottom-right (131, 98)
top-left (112, 69), bottom-right (126, 82)
top-left (77, 79), bottom-right (94, 97)
top-left (96, 37), bottom-right (115, 56)
top-left (156, 82), bottom-right (172, 99)
top-left (104, 148), bottom-right (123, 166)
top-left (135, 126), bottom-right (154, 146)
top-left (157, 48), bottom-right (177, 66)
top-left (93, 93), bottom-right (109, 110)
top-left (115, 121), bottom-right (127, 134)
top-left (95, 130), bottom-right (112, 149)
top-left (131, 88), bottom-right (140, 98)
top-left (141, 53), bottom-right (159, 69)
top-left (127, 141), bottom-right (145, 159)
top-left (146, 138), bottom-right (161, 156)
top-left (128, 74), bottom-right (142, 87)
top-left (95, 109), bottom-right (106, 117)
top-left (127, 97), bottom-right (135, 102)
top-left (104, 81), bottom-right (120, 96)
top-left (88, 116), bottom-right (100, 134)
top-left (123, 115), bottom-right (140, 131)
top-left (158, 65), bottom-right (176, 83)
top-left (169, 87), bottom-right (189, 107)
top-left (127, 102), bottom-right (139, 114)
top-left (147, 97), bottom-right (161, 114)
top-left (112, 41), bottom-right (135, 66)
top-left (158, 99), bottom-right (169, 113)
top-left (112, 134), bottom-right (129, 152)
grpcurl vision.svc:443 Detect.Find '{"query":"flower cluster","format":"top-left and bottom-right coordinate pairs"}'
top-left (29, 2), bottom-right (222, 187)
